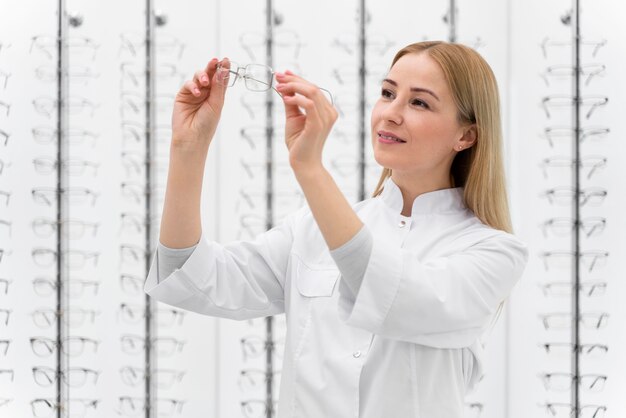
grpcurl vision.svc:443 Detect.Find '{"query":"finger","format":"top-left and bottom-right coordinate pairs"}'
top-left (183, 80), bottom-right (202, 97)
top-left (207, 57), bottom-right (230, 109)
top-left (193, 69), bottom-right (210, 87)
top-left (277, 81), bottom-right (331, 115)
top-left (282, 93), bottom-right (321, 126)
top-left (280, 90), bottom-right (304, 119)
top-left (204, 58), bottom-right (220, 82)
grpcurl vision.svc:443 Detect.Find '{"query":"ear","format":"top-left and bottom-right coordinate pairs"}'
top-left (457, 124), bottom-right (477, 149)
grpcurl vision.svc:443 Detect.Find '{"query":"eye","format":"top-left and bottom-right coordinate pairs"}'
top-left (410, 98), bottom-right (429, 109)
top-left (381, 88), bottom-right (394, 99)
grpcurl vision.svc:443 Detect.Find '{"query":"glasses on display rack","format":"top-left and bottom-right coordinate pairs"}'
top-left (240, 335), bottom-right (285, 362)
top-left (120, 91), bottom-right (174, 117)
top-left (120, 334), bottom-right (186, 357)
top-left (32, 187), bottom-right (100, 207)
top-left (0, 398), bottom-right (10, 408)
top-left (120, 62), bottom-right (184, 87)
top-left (120, 273), bottom-right (144, 295)
top-left (0, 248), bottom-right (12, 264)
top-left (538, 250), bottom-right (608, 272)
top-left (0, 129), bottom-right (9, 146)
top-left (539, 372), bottom-right (607, 392)
top-left (30, 336), bottom-right (100, 357)
top-left (0, 369), bottom-right (14, 383)
top-left (32, 217), bottom-right (100, 239)
top-left (30, 35), bottom-right (100, 59)
top-left (31, 308), bottom-right (100, 329)
top-left (540, 312), bottom-right (609, 330)
top-left (33, 157), bottom-right (100, 177)
top-left (118, 303), bottom-right (186, 327)
top-left (31, 248), bottom-right (100, 269)
top-left (539, 342), bottom-right (608, 358)
top-left (540, 37), bottom-right (607, 59)
top-left (219, 61), bottom-right (334, 106)
top-left (539, 186), bottom-right (607, 207)
top-left (540, 95), bottom-right (608, 119)
top-left (539, 155), bottom-right (606, 180)
top-left (32, 96), bottom-right (100, 118)
top-left (240, 399), bottom-right (279, 418)
top-left (331, 63), bottom-right (388, 86)
top-left (31, 398), bottom-right (99, 418)
top-left (538, 402), bottom-right (606, 418)
top-left (119, 367), bottom-right (185, 389)
top-left (539, 280), bottom-right (607, 298)
top-left (238, 369), bottom-right (281, 393)
top-left (34, 65), bottom-right (100, 84)
top-left (540, 63), bottom-right (606, 87)
top-left (331, 33), bottom-right (395, 56)
top-left (541, 126), bottom-right (610, 148)
top-left (32, 126), bottom-right (99, 147)
top-left (32, 278), bottom-right (100, 298)
top-left (117, 396), bottom-right (186, 417)
top-left (239, 126), bottom-right (286, 150)
top-left (239, 30), bottom-right (303, 62)
top-left (464, 402), bottom-right (483, 418)
top-left (0, 190), bottom-right (10, 207)
top-left (32, 366), bottom-right (100, 387)
top-left (239, 160), bottom-right (292, 182)
top-left (120, 244), bottom-right (150, 265)
top-left (539, 216), bottom-right (606, 238)
top-left (237, 187), bottom-right (305, 213)
top-left (119, 32), bottom-right (186, 59)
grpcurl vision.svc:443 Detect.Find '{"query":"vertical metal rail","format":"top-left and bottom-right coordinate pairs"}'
top-left (357, 0), bottom-right (366, 201)
top-left (144, 1), bottom-right (157, 417)
top-left (264, 2), bottom-right (275, 417)
top-left (448, 0), bottom-right (457, 43)
top-left (571, 0), bottom-right (581, 416)
top-left (56, 1), bottom-right (69, 417)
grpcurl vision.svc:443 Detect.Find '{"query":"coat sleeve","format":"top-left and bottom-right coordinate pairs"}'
top-left (337, 231), bottom-right (529, 348)
top-left (144, 212), bottom-right (298, 321)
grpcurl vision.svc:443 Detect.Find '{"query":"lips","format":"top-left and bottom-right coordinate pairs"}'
top-left (377, 130), bottom-right (406, 143)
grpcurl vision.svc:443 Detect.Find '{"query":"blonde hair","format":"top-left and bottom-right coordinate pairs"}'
top-left (372, 41), bottom-right (512, 327)
top-left (372, 41), bottom-right (513, 234)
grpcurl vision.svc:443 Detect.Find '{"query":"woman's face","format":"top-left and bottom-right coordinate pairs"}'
top-left (371, 52), bottom-right (473, 180)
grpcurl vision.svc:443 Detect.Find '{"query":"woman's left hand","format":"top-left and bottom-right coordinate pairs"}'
top-left (275, 70), bottom-right (338, 173)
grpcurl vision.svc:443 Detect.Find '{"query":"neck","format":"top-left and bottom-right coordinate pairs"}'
top-left (391, 171), bottom-right (453, 216)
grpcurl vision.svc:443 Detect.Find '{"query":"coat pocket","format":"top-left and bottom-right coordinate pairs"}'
top-left (295, 260), bottom-right (340, 297)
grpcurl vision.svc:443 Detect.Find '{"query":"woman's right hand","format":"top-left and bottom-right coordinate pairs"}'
top-left (171, 57), bottom-right (230, 150)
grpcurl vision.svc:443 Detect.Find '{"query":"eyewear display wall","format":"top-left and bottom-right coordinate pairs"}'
top-left (0, 0), bottom-right (624, 418)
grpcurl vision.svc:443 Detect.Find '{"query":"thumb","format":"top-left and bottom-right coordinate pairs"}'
top-left (207, 60), bottom-right (230, 111)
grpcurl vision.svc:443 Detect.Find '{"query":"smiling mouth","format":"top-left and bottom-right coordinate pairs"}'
top-left (377, 132), bottom-right (406, 143)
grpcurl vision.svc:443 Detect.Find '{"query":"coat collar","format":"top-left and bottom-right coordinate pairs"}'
top-left (379, 176), bottom-right (466, 216)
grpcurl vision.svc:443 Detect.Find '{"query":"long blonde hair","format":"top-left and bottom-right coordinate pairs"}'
top-left (372, 41), bottom-right (512, 327)
top-left (372, 41), bottom-right (513, 234)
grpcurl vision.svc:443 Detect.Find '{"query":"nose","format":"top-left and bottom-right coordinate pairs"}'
top-left (379, 99), bottom-right (403, 125)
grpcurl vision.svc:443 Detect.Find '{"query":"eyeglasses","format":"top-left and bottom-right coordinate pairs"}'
top-left (34, 65), bottom-right (100, 84)
top-left (540, 312), bottom-right (609, 330)
top-left (0, 129), bottom-right (9, 146)
top-left (118, 397), bottom-right (185, 417)
top-left (0, 278), bottom-right (11, 294)
top-left (33, 157), bottom-right (100, 176)
top-left (120, 334), bottom-right (186, 357)
top-left (32, 217), bottom-right (100, 239)
top-left (30, 336), bottom-right (100, 357)
top-left (0, 309), bottom-right (11, 326)
top-left (331, 63), bottom-right (388, 86)
top-left (30, 35), bottom-right (100, 59)
top-left (0, 100), bottom-right (11, 116)
top-left (0, 340), bottom-right (9, 356)
top-left (538, 250), bottom-right (608, 272)
top-left (32, 126), bottom-right (99, 147)
top-left (219, 61), bottom-right (334, 106)
top-left (539, 155), bottom-right (606, 180)
top-left (31, 308), bottom-right (100, 328)
top-left (539, 372), bottom-right (607, 392)
top-left (331, 33), bottom-right (395, 56)
top-left (118, 303), bottom-right (186, 327)
top-left (240, 399), bottom-right (278, 418)
top-left (541, 95), bottom-right (609, 119)
top-left (239, 369), bottom-right (281, 393)
top-left (539, 187), bottom-right (607, 207)
top-left (0, 69), bottom-right (9, 90)
top-left (32, 366), bottom-right (100, 387)
top-left (119, 32), bottom-right (185, 59)
top-left (31, 248), bottom-right (100, 269)
top-left (33, 96), bottom-right (100, 118)
top-left (540, 37), bottom-right (607, 59)
top-left (32, 278), bottom-right (100, 298)
top-left (539, 280), bottom-right (607, 298)
top-left (0, 190), bottom-right (10, 206)
top-left (540, 63), bottom-right (606, 87)
top-left (239, 126), bottom-right (285, 150)
top-left (31, 398), bottom-right (99, 418)
top-left (541, 126), bottom-right (610, 148)
top-left (32, 187), bottom-right (100, 206)
top-left (120, 273), bottom-right (145, 295)
top-left (539, 217), bottom-right (606, 238)
top-left (539, 402), bottom-right (606, 418)
top-left (240, 335), bottom-right (285, 362)
top-left (119, 367), bottom-right (185, 389)
top-left (239, 30), bottom-right (303, 61)
top-left (0, 398), bottom-right (11, 408)
top-left (121, 62), bottom-right (184, 87)
top-left (539, 342), bottom-right (608, 357)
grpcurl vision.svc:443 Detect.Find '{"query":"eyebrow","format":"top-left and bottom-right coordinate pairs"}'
top-left (382, 78), bottom-right (440, 101)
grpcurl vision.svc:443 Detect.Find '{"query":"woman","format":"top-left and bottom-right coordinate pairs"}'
top-left (145, 41), bottom-right (529, 417)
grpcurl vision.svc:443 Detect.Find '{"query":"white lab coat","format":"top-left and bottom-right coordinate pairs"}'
top-left (144, 177), bottom-right (529, 418)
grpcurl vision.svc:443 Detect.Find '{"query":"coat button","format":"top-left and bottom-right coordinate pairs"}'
top-left (353, 351), bottom-right (361, 358)
top-left (398, 220), bottom-right (406, 228)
